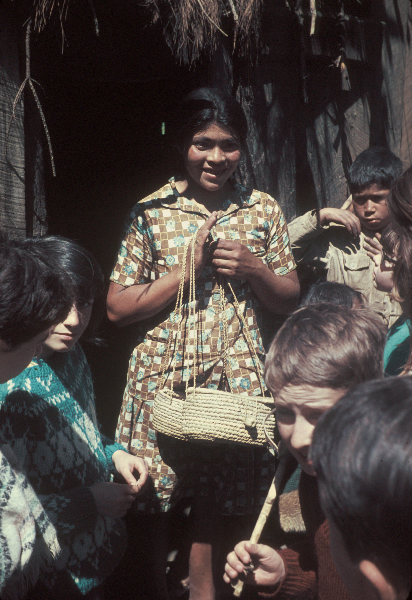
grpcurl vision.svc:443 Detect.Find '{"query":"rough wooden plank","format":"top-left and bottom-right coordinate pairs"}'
top-left (0, 3), bottom-right (26, 238)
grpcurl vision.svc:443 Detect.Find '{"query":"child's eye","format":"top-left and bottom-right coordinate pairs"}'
top-left (77, 299), bottom-right (93, 309)
top-left (276, 406), bottom-right (295, 423)
top-left (307, 411), bottom-right (324, 425)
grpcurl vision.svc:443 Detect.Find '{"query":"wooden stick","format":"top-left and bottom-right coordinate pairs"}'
top-left (232, 477), bottom-right (277, 597)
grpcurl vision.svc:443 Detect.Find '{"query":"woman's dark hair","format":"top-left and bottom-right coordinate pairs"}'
top-left (387, 166), bottom-right (412, 371)
top-left (348, 146), bottom-right (403, 193)
top-left (312, 376), bottom-right (412, 592)
top-left (22, 236), bottom-right (105, 344)
top-left (380, 224), bottom-right (400, 257)
top-left (0, 232), bottom-right (72, 349)
top-left (301, 281), bottom-right (364, 309)
top-left (177, 87), bottom-right (248, 149)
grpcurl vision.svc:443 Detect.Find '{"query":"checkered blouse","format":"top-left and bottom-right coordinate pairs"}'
top-left (110, 178), bottom-right (296, 513)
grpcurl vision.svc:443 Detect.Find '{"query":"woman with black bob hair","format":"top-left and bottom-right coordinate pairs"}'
top-left (107, 87), bottom-right (299, 599)
top-left (0, 235), bottom-right (148, 599)
top-left (24, 235), bottom-right (105, 344)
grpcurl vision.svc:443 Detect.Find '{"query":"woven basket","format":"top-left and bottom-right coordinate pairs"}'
top-left (153, 231), bottom-right (275, 447)
top-left (152, 388), bottom-right (186, 441)
top-left (182, 387), bottom-right (276, 445)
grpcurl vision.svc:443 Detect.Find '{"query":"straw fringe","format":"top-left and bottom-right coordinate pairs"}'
top-left (143, 0), bottom-right (264, 64)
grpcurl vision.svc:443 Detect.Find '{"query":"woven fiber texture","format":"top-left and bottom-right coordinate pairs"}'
top-left (183, 387), bottom-right (276, 445)
top-left (152, 389), bottom-right (186, 440)
top-left (153, 231), bottom-right (276, 446)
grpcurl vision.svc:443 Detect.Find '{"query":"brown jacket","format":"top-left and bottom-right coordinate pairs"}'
top-left (288, 209), bottom-right (401, 328)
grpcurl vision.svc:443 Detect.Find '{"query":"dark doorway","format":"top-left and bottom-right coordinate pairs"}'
top-left (32, 1), bottom-right (194, 434)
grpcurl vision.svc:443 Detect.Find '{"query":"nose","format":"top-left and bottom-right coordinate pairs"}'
top-left (63, 304), bottom-right (81, 328)
top-left (290, 416), bottom-right (314, 452)
top-left (364, 199), bottom-right (375, 213)
top-left (207, 145), bottom-right (225, 164)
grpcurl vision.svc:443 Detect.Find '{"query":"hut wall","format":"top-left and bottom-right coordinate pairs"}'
top-left (0, 4), bottom-right (46, 238)
top-left (0, 4), bottom-right (26, 238)
top-left (198, 0), bottom-right (412, 219)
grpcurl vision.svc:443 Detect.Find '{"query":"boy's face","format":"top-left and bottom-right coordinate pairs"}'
top-left (275, 385), bottom-right (346, 476)
top-left (352, 184), bottom-right (391, 231)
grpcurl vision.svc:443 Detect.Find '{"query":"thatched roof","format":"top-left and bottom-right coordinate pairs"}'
top-left (144, 0), bottom-right (264, 64)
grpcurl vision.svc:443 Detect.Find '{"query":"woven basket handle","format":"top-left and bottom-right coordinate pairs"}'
top-left (158, 236), bottom-right (192, 393)
top-left (263, 408), bottom-right (278, 454)
top-left (159, 228), bottom-right (266, 417)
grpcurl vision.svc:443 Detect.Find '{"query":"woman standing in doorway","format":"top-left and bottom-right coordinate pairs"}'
top-left (107, 88), bottom-right (299, 599)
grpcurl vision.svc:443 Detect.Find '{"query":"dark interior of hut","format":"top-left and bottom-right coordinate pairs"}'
top-left (31, 0), bottom-right (200, 435)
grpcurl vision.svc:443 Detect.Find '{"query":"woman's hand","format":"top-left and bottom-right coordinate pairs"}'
top-left (319, 207), bottom-right (361, 236)
top-left (89, 482), bottom-right (140, 518)
top-left (111, 450), bottom-right (149, 492)
top-left (210, 239), bottom-right (260, 280)
top-left (187, 212), bottom-right (218, 281)
top-left (223, 541), bottom-right (286, 588)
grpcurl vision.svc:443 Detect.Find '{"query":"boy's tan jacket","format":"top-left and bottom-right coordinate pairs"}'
top-left (288, 206), bottom-right (402, 328)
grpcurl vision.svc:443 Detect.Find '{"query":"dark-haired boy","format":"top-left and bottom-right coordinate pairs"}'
top-left (312, 376), bottom-right (412, 600)
top-left (224, 304), bottom-right (386, 600)
top-left (289, 146), bottom-right (403, 327)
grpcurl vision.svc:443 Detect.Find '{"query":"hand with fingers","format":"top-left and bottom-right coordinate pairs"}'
top-left (89, 481), bottom-right (140, 518)
top-left (223, 541), bottom-right (286, 588)
top-left (363, 233), bottom-right (382, 260)
top-left (187, 212), bottom-right (218, 282)
top-left (111, 450), bottom-right (149, 492)
top-left (319, 207), bottom-right (361, 237)
top-left (210, 239), bottom-right (260, 280)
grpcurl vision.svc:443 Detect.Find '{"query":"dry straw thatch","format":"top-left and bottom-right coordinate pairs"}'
top-left (145, 0), bottom-right (264, 65)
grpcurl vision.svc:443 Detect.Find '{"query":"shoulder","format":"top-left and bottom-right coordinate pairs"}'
top-left (0, 359), bottom-right (50, 399)
top-left (248, 189), bottom-right (284, 219)
top-left (129, 180), bottom-right (177, 217)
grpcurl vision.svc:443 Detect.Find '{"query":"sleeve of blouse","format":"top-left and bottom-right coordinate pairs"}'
top-left (110, 203), bottom-right (154, 287)
top-left (264, 197), bottom-right (296, 276)
top-left (100, 434), bottom-right (127, 474)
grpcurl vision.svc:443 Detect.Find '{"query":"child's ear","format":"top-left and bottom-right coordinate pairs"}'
top-left (359, 560), bottom-right (402, 600)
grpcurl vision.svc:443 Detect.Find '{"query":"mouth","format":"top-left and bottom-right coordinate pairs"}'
top-left (203, 168), bottom-right (227, 177)
top-left (55, 333), bottom-right (75, 341)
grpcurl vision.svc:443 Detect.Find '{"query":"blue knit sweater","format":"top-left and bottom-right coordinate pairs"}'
top-left (0, 344), bottom-right (127, 596)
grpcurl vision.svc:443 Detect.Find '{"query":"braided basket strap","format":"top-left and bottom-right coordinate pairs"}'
top-left (158, 235), bottom-right (192, 393)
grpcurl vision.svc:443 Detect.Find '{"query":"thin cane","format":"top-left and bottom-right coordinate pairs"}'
top-left (232, 410), bottom-right (278, 598)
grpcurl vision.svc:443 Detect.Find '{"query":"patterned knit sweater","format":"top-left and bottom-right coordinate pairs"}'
top-left (0, 444), bottom-right (60, 600)
top-left (0, 344), bottom-right (127, 597)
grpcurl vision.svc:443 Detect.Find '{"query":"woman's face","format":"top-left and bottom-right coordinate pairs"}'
top-left (184, 123), bottom-right (241, 192)
top-left (42, 300), bottom-right (94, 353)
top-left (373, 251), bottom-right (397, 293)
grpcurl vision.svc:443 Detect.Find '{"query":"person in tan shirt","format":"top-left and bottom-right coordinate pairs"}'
top-left (288, 146), bottom-right (403, 327)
